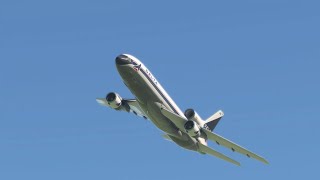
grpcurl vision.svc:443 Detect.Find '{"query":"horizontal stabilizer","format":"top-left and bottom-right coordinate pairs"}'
top-left (198, 143), bottom-right (240, 166)
top-left (203, 128), bottom-right (269, 164)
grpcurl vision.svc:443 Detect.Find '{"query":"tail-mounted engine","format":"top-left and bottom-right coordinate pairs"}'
top-left (184, 109), bottom-right (208, 143)
top-left (184, 109), bottom-right (205, 127)
top-left (184, 120), bottom-right (201, 137)
top-left (106, 92), bottom-right (123, 109)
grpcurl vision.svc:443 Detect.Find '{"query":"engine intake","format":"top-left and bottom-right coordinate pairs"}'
top-left (106, 92), bottom-right (122, 109)
top-left (184, 120), bottom-right (201, 137)
top-left (184, 109), bottom-right (204, 127)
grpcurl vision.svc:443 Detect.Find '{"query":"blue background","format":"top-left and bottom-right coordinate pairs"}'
top-left (1, 0), bottom-right (319, 179)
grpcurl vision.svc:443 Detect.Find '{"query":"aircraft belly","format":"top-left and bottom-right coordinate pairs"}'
top-left (117, 66), bottom-right (196, 150)
top-left (127, 77), bottom-right (180, 135)
top-left (146, 101), bottom-right (182, 136)
top-left (168, 135), bottom-right (198, 151)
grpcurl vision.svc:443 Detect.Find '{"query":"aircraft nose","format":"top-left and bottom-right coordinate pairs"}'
top-left (115, 55), bottom-right (131, 65)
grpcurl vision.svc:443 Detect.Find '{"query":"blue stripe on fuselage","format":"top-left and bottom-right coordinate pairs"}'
top-left (139, 68), bottom-right (180, 115)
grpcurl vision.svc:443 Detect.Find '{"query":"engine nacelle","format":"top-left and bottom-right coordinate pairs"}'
top-left (184, 109), bottom-right (204, 127)
top-left (106, 92), bottom-right (122, 109)
top-left (184, 120), bottom-right (201, 137)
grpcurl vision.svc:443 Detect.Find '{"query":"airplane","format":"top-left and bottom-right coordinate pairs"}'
top-left (96, 54), bottom-right (268, 166)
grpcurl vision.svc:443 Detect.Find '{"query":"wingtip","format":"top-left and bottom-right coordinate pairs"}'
top-left (226, 158), bottom-right (241, 166)
top-left (228, 157), bottom-right (240, 166)
top-left (262, 159), bottom-right (269, 165)
top-left (96, 98), bottom-right (103, 103)
top-left (96, 98), bottom-right (108, 106)
top-left (256, 156), bottom-right (269, 165)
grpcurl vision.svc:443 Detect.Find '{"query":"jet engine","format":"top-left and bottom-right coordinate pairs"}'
top-left (184, 120), bottom-right (201, 137)
top-left (184, 109), bottom-right (204, 127)
top-left (106, 92), bottom-right (122, 109)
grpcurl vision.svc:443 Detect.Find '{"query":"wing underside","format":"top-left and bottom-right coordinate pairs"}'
top-left (96, 98), bottom-right (148, 119)
top-left (203, 129), bottom-right (269, 164)
top-left (160, 107), bottom-right (268, 165)
top-left (198, 143), bottom-right (240, 166)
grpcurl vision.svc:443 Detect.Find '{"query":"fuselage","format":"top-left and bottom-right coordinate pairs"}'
top-left (115, 54), bottom-right (199, 151)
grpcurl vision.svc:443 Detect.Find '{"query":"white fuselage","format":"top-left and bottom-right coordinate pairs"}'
top-left (116, 54), bottom-right (199, 151)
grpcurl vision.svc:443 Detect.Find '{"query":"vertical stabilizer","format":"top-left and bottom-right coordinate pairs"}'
top-left (204, 110), bottom-right (224, 131)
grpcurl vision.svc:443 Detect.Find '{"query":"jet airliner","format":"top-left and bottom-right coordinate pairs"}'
top-left (96, 54), bottom-right (268, 166)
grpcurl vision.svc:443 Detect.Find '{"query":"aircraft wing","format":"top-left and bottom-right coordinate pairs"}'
top-left (203, 128), bottom-right (269, 164)
top-left (161, 108), bottom-right (240, 165)
top-left (96, 98), bottom-right (148, 119)
top-left (161, 107), bottom-right (268, 164)
top-left (198, 143), bottom-right (240, 166)
top-left (160, 107), bottom-right (188, 133)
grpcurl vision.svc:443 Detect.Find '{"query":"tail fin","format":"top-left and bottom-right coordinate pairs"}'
top-left (204, 110), bottom-right (224, 131)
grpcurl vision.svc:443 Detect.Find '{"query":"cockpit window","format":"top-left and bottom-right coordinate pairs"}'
top-left (131, 59), bottom-right (138, 66)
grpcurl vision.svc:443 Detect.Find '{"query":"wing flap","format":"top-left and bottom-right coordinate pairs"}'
top-left (198, 143), bottom-right (240, 166)
top-left (203, 129), bottom-right (269, 164)
top-left (125, 99), bottom-right (147, 119)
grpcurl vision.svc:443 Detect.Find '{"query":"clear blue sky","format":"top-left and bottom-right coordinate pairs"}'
top-left (1, 0), bottom-right (319, 179)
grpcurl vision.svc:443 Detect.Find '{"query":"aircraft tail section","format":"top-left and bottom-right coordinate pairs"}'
top-left (204, 110), bottom-right (224, 131)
